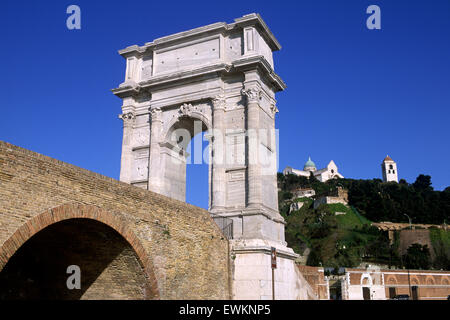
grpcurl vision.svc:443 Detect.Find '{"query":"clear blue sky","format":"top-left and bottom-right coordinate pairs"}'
top-left (1, 0), bottom-right (449, 209)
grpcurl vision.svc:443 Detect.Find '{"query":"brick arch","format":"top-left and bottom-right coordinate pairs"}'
top-left (410, 276), bottom-right (420, 285)
top-left (425, 276), bottom-right (435, 285)
top-left (441, 277), bottom-right (450, 285)
top-left (386, 275), bottom-right (398, 285)
top-left (0, 202), bottom-right (160, 299)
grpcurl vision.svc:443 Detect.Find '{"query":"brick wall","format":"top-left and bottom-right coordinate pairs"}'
top-left (297, 265), bottom-right (328, 299)
top-left (0, 141), bottom-right (230, 299)
top-left (399, 229), bottom-right (434, 258)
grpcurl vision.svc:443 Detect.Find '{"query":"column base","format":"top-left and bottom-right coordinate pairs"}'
top-left (230, 238), bottom-right (317, 300)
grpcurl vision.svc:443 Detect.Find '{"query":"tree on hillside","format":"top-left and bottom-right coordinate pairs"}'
top-left (433, 245), bottom-right (450, 270)
top-left (402, 244), bottom-right (431, 270)
top-left (413, 174), bottom-right (433, 192)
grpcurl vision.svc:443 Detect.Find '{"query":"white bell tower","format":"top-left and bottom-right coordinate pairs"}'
top-left (382, 155), bottom-right (398, 182)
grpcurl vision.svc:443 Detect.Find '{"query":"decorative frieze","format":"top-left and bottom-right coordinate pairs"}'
top-left (178, 103), bottom-right (194, 117)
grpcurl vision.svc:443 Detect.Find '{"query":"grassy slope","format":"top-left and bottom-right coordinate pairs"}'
top-left (311, 203), bottom-right (378, 267)
top-left (327, 203), bottom-right (372, 229)
top-left (429, 228), bottom-right (450, 256)
top-left (284, 197), bottom-right (391, 267)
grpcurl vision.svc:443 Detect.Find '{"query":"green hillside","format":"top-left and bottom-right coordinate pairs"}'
top-left (278, 172), bottom-right (450, 269)
top-left (282, 197), bottom-right (393, 268)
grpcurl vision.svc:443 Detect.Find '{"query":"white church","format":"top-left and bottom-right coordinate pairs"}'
top-left (284, 155), bottom-right (399, 184)
top-left (283, 157), bottom-right (344, 182)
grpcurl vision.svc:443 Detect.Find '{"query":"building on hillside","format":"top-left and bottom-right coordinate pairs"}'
top-left (313, 187), bottom-right (349, 209)
top-left (283, 157), bottom-right (344, 182)
top-left (293, 187), bottom-right (316, 198)
top-left (381, 155), bottom-right (398, 182)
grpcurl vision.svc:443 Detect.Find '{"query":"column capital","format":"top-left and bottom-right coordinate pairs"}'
top-left (150, 107), bottom-right (162, 122)
top-left (270, 102), bottom-right (279, 117)
top-left (241, 87), bottom-right (261, 104)
top-left (118, 112), bottom-right (136, 126)
top-left (211, 94), bottom-right (226, 110)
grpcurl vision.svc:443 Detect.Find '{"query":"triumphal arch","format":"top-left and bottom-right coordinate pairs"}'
top-left (113, 14), bottom-right (309, 299)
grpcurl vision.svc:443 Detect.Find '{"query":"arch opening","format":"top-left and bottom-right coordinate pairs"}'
top-left (162, 114), bottom-right (211, 206)
top-left (0, 218), bottom-right (151, 300)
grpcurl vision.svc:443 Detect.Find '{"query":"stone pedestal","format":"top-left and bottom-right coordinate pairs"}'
top-left (231, 239), bottom-right (316, 300)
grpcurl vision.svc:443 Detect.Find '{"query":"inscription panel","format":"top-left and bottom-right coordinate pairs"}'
top-left (132, 149), bottom-right (149, 182)
top-left (154, 38), bottom-right (220, 75)
top-left (226, 169), bottom-right (245, 207)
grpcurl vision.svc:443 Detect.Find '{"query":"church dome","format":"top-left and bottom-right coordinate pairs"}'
top-left (303, 157), bottom-right (316, 171)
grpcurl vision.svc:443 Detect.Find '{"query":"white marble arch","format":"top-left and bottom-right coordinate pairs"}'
top-left (113, 14), bottom-right (312, 300)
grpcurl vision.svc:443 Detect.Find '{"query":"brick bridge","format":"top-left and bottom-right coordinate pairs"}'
top-left (0, 141), bottom-right (230, 299)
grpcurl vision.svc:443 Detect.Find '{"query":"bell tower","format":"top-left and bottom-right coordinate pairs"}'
top-left (382, 155), bottom-right (398, 182)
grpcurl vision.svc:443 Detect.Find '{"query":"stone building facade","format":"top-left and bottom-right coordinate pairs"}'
top-left (293, 265), bottom-right (450, 300)
top-left (341, 267), bottom-right (450, 300)
top-left (313, 187), bottom-right (348, 209)
top-left (293, 188), bottom-right (315, 198)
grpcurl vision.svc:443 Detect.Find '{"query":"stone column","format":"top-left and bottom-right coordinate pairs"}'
top-left (211, 94), bottom-right (226, 211)
top-left (204, 132), bottom-right (213, 210)
top-left (269, 101), bottom-right (279, 212)
top-left (119, 112), bottom-right (135, 183)
top-left (242, 87), bottom-right (262, 208)
top-left (148, 107), bottom-right (163, 193)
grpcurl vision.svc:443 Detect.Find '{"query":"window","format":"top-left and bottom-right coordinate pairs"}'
top-left (393, 170), bottom-right (395, 174)
top-left (389, 165), bottom-right (393, 169)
